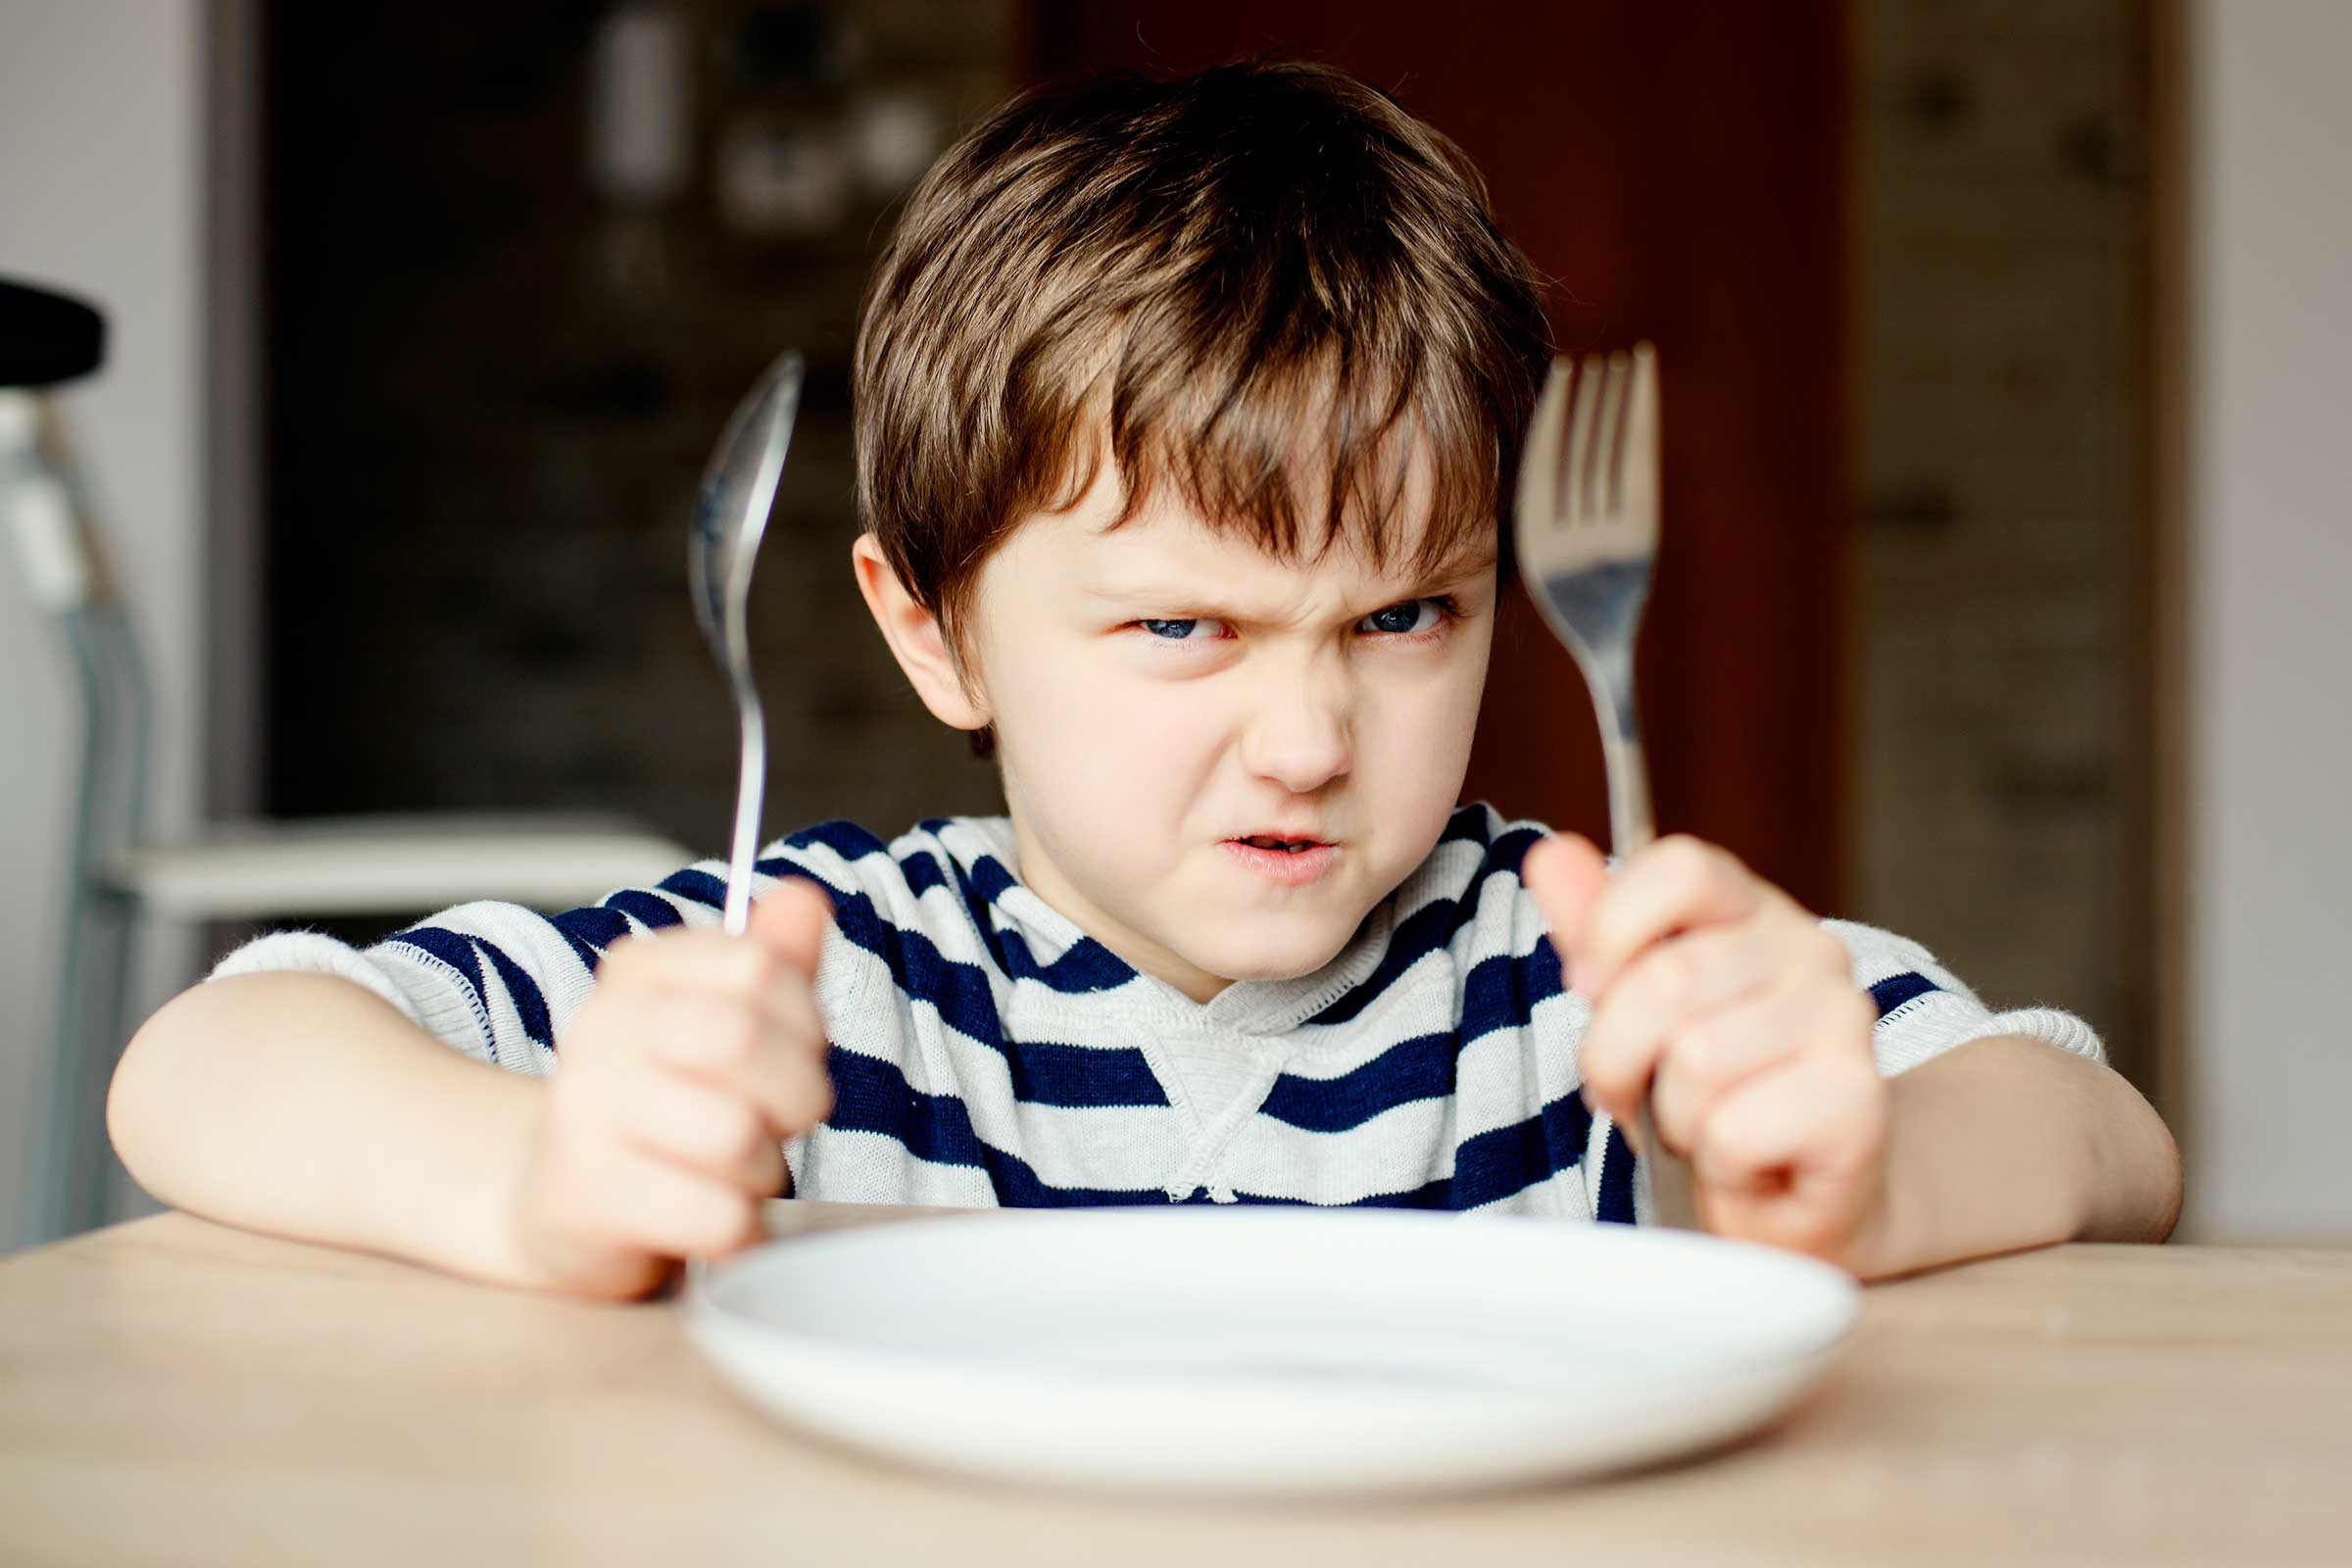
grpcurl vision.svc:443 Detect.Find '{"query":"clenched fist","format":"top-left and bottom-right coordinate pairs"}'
top-left (1523, 833), bottom-right (1891, 1270)
top-left (500, 879), bottom-right (836, 1298)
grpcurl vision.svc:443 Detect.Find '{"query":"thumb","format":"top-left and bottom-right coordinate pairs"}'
top-left (1522, 832), bottom-right (1610, 996)
top-left (750, 876), bottom-right (833, 979)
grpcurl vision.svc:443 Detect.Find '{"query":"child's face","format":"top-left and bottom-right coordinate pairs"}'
top-left (965, 457), bottom-right (1497, 1002)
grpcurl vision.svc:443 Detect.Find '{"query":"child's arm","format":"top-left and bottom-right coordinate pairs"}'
top-left (1525, 832), bottom-right (2182, 1278)
top-left (110, 969), bottom-right (556, 1282)
top-left (1861, 1029), bottom-right (2180, 1274)
top-left (108, 882), bottom-right (837, 1298)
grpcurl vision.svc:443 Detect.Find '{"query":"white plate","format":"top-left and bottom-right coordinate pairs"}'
top-left (686, 1207), bottom-right (1859, 1496)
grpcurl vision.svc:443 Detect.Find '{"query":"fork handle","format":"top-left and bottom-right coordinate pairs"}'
top-left (1584, 672), bottom-right (1701, 1231)
top-left (1596, 710), bottom-right (1655, 860)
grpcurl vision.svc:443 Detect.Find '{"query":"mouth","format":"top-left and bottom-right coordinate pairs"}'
top-left (1220, 834), bottom-right (1342, 887)
top-left (1230, 834), bottom-right (1330, 854)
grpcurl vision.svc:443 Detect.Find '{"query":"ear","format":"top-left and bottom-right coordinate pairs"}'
top-left (851, 532), bottom-right (991, 733)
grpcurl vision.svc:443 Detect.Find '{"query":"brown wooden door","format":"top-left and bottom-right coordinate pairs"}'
top-left (1032, 1), bottom-right (1851, 911)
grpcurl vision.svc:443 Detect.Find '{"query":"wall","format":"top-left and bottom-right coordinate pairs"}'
top-left (2185, 0), bottom-right (2352, 1241)
top-left (0, 1), bottom-right (208, 1248)
top-left (1849, 1), bottom-right (2148, 1086)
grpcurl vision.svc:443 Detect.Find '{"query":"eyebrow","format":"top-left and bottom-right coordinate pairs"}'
top-left (1415, 545), bottom-right (1499, 584)
top-left (1085, 548), bottom-right (1497, 617)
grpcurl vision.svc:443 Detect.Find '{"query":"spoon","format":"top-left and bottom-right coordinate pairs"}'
top-left (687, 349), bottom-right (804, 936)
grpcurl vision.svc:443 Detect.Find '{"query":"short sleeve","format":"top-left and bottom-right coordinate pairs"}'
top-left (1823, 918), bottom-right (2107, 1076)
top-left (203, 848), bottom-right (874, 1080)
top-left (210, 929), bottom-right (497, 1061)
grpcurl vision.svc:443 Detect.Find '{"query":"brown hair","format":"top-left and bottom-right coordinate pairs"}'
top-left (855, 59), bottom-right (1551, 715)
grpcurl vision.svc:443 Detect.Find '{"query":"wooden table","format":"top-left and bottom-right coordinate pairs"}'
top-left (4, 1203), bottom-right (2349, 1567)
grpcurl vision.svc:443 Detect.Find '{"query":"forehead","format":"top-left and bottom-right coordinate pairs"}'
top-left (994, 439), bottom-right (1488, 600)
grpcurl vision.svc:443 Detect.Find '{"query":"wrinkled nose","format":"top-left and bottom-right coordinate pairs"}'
top-left (1241, 666), bottom-right (1354, 794)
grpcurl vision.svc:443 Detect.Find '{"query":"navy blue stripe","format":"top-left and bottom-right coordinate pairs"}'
top-left (1261, 1031), bottom-right (1458, 1133)
top-left (1451, 1089), bottom-right (1595, 1208)
top-left (911, 827), bottom-right (1135, 994)
top-left (999, 1037), bottom-right (1167, 1107)
top-left (387, 925), bottom-right (482, 1004)
top-left (1236, 1088), bottom-right (1593, 1209)
top-left (826, 1049), bottom-right (1165, 1207)
top-left (769, 822), bottom-right (1135, 995)
top-left (1305, 815), bottom-right (1542, 1028)
top-left (898, 848), bottom-right (951, 900)
top-left (1437, 804), bottom-right (1497, 850)
top-left (1869, 971), bottom-right (1939, 1018)
top-left (603, 889), bottom-right (687, 932)
top-left (547, 903), bottom-right (630, 971)
top-left (1460, 942), bottom-right (1565, 1041)
top-left (763, 872), bottom-right (1164, 1109)
top-left (823, 878), bottom-right (1155, 1103)
top-left (659, 866), bottom-right (727, 909)
top-left (788, 819), bottom-right (892, 862)
top-left (386, 926), bottom-right (555, 1051)
top-left (1263, 938), bottom-right (1565, 1135)
top-left (1594, 1125), bottom-right (1638, 1225)
top-left (1222, 1178), bottom-right (1455, 1209)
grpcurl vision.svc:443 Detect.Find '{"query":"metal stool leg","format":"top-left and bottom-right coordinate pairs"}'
top-left (20, 601), bottom-right (144, 1247)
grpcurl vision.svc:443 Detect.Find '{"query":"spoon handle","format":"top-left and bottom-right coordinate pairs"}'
top-left (720, 690), bottom-right (766, 937)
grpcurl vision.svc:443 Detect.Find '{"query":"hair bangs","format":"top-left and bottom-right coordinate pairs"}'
top-left (1024, 281), bottom-right (1511, 587)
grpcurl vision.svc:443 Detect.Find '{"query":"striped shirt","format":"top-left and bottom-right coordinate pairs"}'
top-left (210, 804), bottom-right (2104, 1223)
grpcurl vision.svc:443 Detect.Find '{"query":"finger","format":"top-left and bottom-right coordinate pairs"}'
top-left (1578, 920), bottom-right (1815, 1121)
top-left (1581, 836), bottom-right (1786, 993)
top-left (586, 1145), bottom-right (767, 1258)
top-left (600, 927), bottom-right (793, 1010)
top-left (1689, 1049), bottom-right (1886, 1202)
top-left (597, 929), bottom-right (827, 1051)
top-left (753, 877), bottom-right (834, 980)
top-left (605, 991), bottom-right (835, 1133)
top-left (1648, 981), bottom-right (1849, 1154)
top-left (1522, 832), bottom-right (1610, 994)
top-left (605, 1056), bottom-right (788, 1196)
top-left (1576, 1000), bottom-right (1667, 1131)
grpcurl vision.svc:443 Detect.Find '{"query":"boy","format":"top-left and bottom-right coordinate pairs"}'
top-left (108, 62), bottom-right (2180, 1300)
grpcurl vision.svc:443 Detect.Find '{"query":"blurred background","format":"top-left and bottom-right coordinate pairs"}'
top-left (2, 0), bottom-right (2343, 1249)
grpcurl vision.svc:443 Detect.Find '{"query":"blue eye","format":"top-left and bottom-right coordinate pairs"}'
top-left (1360, 600), bottom-right (1440, 636)
top-left (1140, 618), bottom-right (1205, 640)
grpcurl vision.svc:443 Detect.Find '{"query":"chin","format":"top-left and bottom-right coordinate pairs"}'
top-left (1189, 925), bottom-right (1355, 986)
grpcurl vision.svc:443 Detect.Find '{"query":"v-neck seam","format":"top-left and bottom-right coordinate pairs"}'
top-left (1153, 1033), bottom-right (1292, 1200)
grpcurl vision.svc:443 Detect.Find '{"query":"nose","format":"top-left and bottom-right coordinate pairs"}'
top-left (1240, 658), bottom-right (1354, 794)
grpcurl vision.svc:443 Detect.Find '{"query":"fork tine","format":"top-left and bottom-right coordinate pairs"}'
top-left (1516, 357), bottom-right (1573, 537)
top-left (1595, 350), bottom-right (1634, 514)
top-left (1621, 342), bottom-right (1660, 529)
top-left (1563, 353), bottom-right (1603, 523)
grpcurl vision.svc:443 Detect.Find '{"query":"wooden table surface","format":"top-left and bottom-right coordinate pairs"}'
top-left (3, 1202), bottom-right (2349, 1566)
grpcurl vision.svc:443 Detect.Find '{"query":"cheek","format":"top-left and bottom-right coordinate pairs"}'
top-left (1354, 696), bottom-right (1475, 822)
top-left (1358, 646), bottom-right (1489, 785)
top-left (994, 645), bottom-right (1223, 821)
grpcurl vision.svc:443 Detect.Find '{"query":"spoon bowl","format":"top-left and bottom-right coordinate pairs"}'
top-left (687, 349), bottom-right (804, 936)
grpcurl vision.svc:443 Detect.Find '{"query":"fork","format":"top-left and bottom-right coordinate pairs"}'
top-left (1512, 343), bottom-right (1700, 1231)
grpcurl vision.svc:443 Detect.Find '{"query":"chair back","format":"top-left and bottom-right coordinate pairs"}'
top-left (2, 390), bottom-right (114, 612)
top-left (1, 277), bottom-right (113, 612)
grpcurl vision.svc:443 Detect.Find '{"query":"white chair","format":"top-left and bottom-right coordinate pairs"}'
top-left (3, 279), bottom-right (694, 1246)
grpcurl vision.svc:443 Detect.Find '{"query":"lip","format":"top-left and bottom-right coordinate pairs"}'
top-left (1220, 837), bottom-right (1341, 887)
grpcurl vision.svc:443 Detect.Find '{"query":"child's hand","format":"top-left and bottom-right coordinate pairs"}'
top-left (1523, 833), bottom-right (1890, 1270)
top-left (501, 880), bottom-right (836, 1298)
